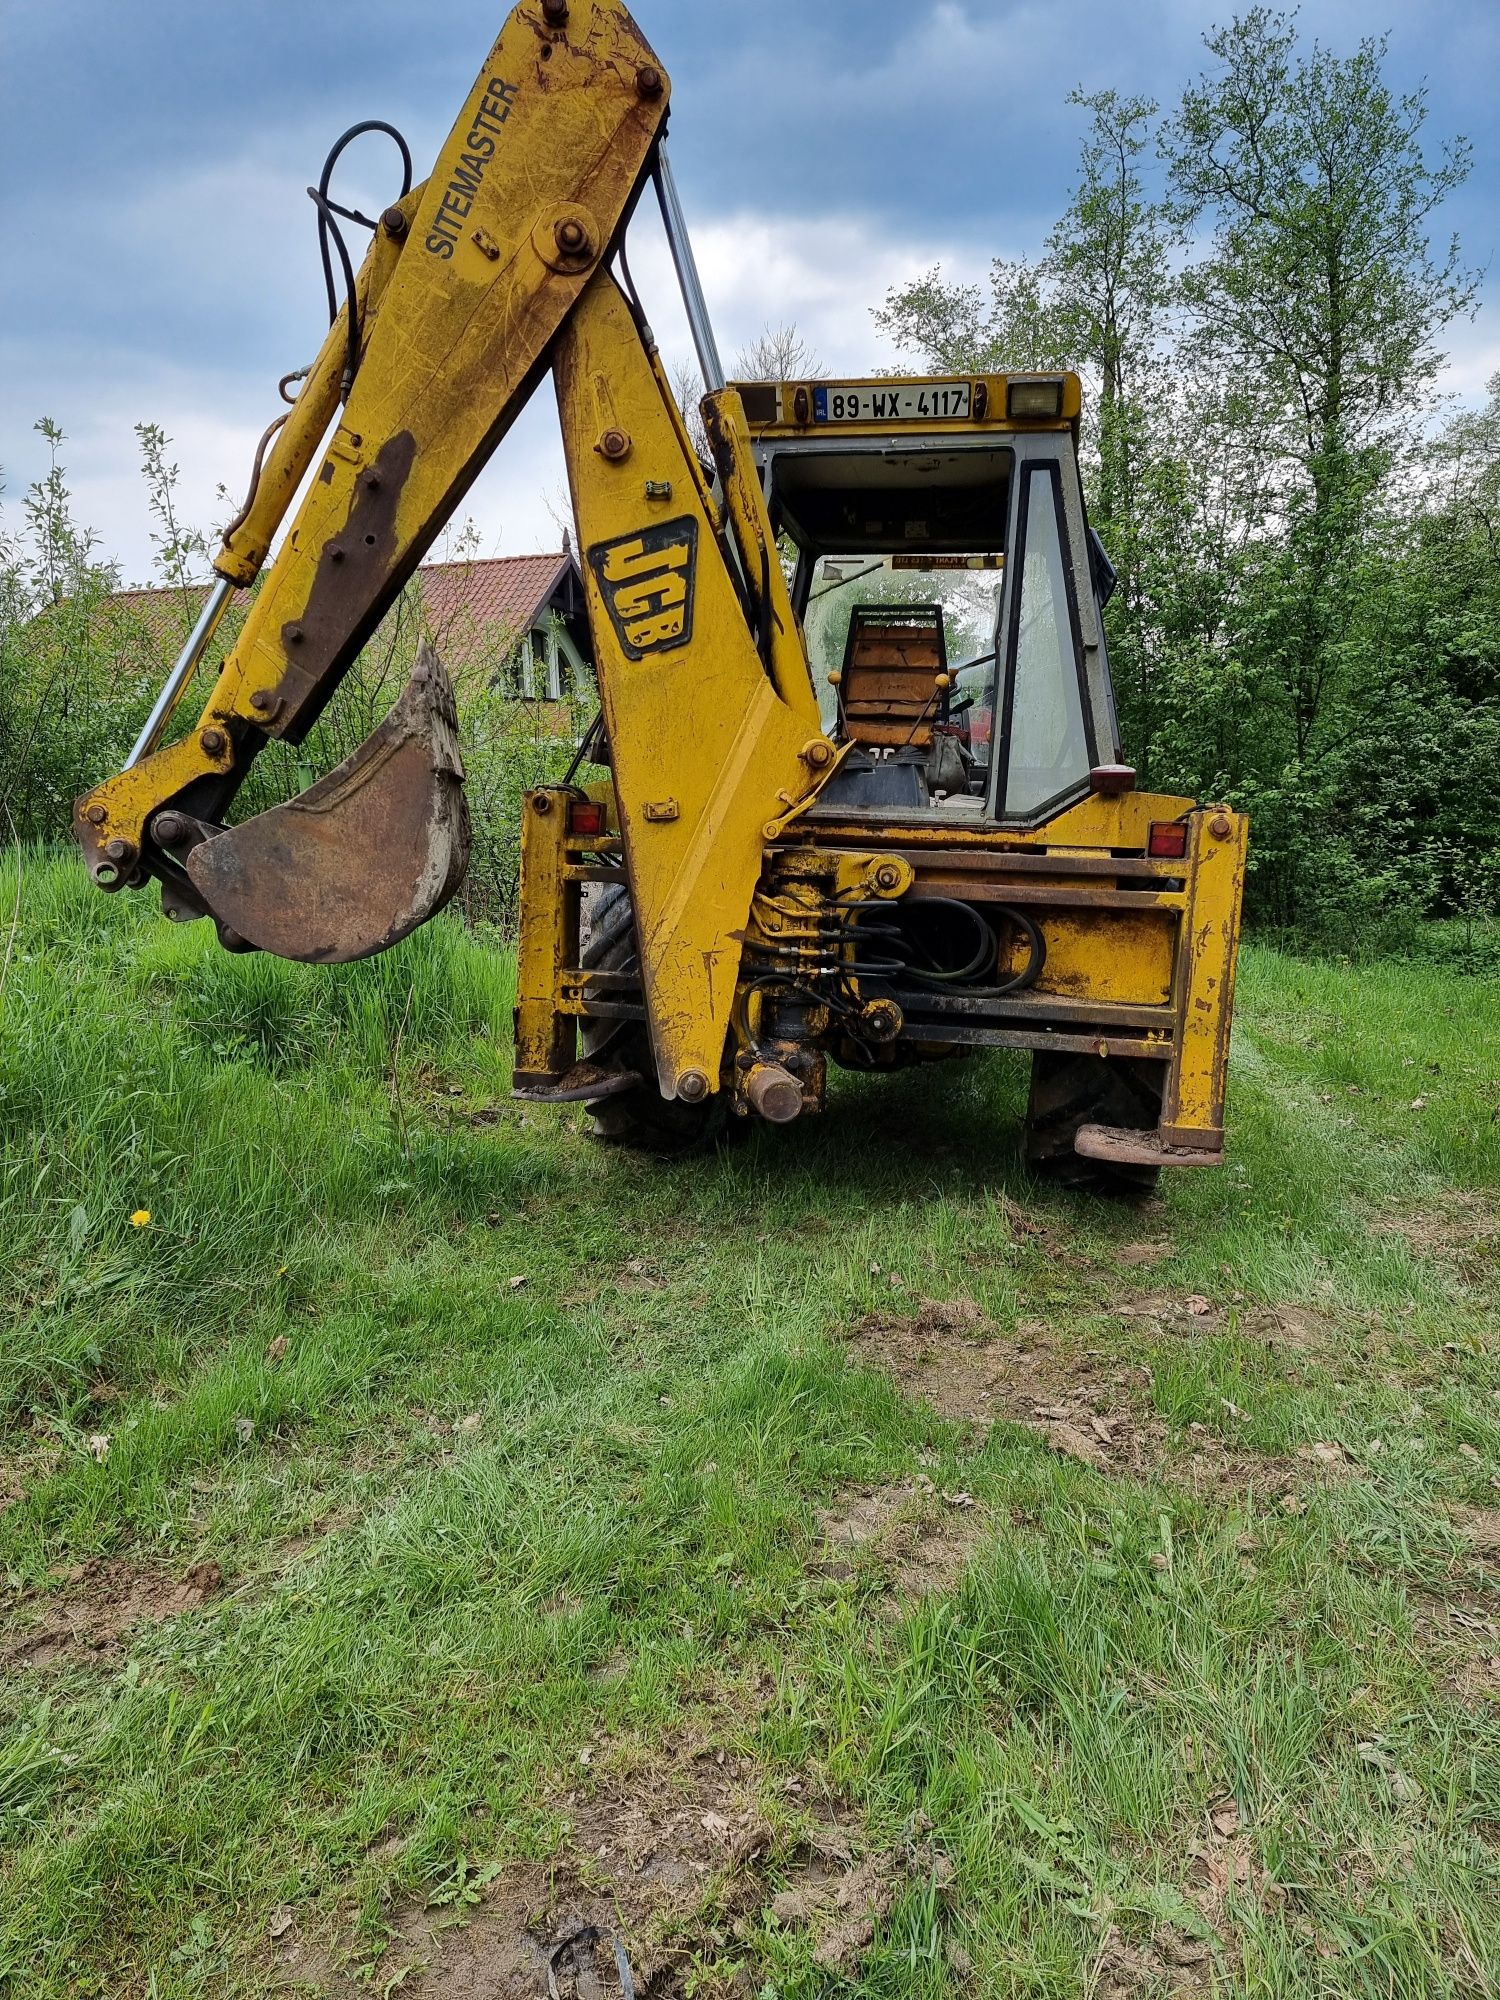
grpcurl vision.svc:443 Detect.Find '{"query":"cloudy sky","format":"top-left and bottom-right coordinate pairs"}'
top-left (3, 0), bottom-right (1496, 585)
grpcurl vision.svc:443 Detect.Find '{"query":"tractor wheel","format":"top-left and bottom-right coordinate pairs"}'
top-left (578, 880), bottom-right (727, 1154)
top-left (1024, 1052), bottom-right (1164, 1196)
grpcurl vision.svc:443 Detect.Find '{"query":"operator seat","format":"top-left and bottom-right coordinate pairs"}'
top-left (835, 606), bottom-right (948, 750)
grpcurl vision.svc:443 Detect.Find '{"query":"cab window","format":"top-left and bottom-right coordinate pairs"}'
top-left (1000, 463), bottom-right (1092, 818)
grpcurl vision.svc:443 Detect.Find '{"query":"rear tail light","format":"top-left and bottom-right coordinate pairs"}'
top-left (568, 799), bottom-right (606, 838)
top-left (1148, 821), bottom-right (1189, 860)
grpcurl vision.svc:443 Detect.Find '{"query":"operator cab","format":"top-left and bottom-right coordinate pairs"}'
top-left (737, 371), bottom-right (1122, 827)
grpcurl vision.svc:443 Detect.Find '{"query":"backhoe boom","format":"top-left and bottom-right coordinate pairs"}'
top-left (74, 0), bottom-right (1249, 1179)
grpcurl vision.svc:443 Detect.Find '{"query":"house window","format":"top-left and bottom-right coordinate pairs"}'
top-left (499, 644), bottom-right (528, 699)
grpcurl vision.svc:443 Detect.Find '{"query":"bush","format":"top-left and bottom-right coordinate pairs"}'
top-left (0, 424), bottom-right (595, 931)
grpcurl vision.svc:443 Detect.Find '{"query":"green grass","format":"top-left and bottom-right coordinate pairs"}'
top-left (1, 844), bottom-right (1498, 1998)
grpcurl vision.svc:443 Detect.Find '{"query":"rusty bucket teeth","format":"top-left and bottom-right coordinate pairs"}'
top-left (186, 641), bottom-right (470, 965)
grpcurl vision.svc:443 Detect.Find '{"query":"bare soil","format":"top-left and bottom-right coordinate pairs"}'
top-left (2, 1557), bottom-right (224, 1669)
top-left (1371, 1192), bottom-right (1500, 1282)
top-left (271, 1734), bottom-right (945, 1999)
top-left (813, 1479), bottom-right (988, 1600)
top-left (1415, 1508), bottom-right (1500, 1703)
top-left (1414, 1587), bottom-right (1500, 1703)
top-left (842, 1297), bottom-right (1321, 1503)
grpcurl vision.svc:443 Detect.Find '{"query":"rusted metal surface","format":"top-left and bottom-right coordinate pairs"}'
top-left (1075, 1123), bottom-right (1224, 1169)
top-left (512, 1061), bottom-right (642, 1104)
top-left (907, 881), bottom-right (1183, 911)
top-left (894, 990), bottom-right (1176, 1032)
top-left (185, 642), bottom-right (469, 964)
top-left (271, 431), bottom-right (418, 736)
top-left (745, 1062), bottom-right (803, 1123)
top-left (893, 1022), bottom-right (1171, 1059)
top-left (792, 844), bottom-right (1178, 882)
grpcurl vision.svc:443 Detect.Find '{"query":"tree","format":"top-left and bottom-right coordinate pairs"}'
top-left (876, 92), bottom-right (1191, 779)
top-left (1164, 8), bottom-right (1476, 764)
top-left (733, 323), bottom-right (827, 383)
top-left (667, 324), bottom-right (825, 465)
top-left (135, 424), bottom-right (211, 643)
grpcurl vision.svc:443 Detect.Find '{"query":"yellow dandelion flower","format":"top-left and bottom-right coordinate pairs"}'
top-left (130, 1209), bottom-right (152, 1228)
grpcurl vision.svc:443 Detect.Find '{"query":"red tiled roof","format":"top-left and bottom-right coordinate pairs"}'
top-left (419, 552), bottom-right (573, 641)
top-left (102, 553), bottom-right (576, 651)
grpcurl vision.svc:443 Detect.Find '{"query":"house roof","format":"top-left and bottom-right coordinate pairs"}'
top-left (101, 552), bottom-right (579, 652)
top-left (419, 552), bottom-right (574, 641)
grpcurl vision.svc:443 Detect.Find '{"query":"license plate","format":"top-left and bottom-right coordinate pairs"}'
top-left (813, 382), bottom-right (972, 424)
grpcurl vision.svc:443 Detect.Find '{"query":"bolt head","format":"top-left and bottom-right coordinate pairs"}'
top-left (85, 803), bottom-right (107, 826)
top-left (250, 688), bottom-right (274, 711)
top-left (677, 1070), bottom-right (710, 1105)
top-left (874, 863), bottom-right (903, 892)
top-left (200, 727), bottom-right (227, 756)
top-left (636, 64), bottom-right (664, 99)
top-left (532, 793), bottom-right (554, 815)
top-left (598, 429), bottom-right (631, 462)
top-left (104, 837), bottom-right (133, 863)
top-left (542, 0), bottom-right (568, 23)
top-left (1209, 812), bottom-right (1233, 840)
top-left (153, 813), bottom-right (186, 846)
top-left (381, 205), bottom-right (408, 237)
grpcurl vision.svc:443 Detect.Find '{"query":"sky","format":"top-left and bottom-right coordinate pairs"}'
top-left (2, 0), bottom-right (1497, 586)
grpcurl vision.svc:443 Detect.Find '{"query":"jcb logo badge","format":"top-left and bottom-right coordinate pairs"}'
top-left (588, 518), bottom-right (698, 662)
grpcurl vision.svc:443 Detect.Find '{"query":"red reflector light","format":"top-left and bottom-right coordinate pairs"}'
top-left (568, 800), bottom-right (606, 838)
top-left (1148, 821), bottom-right (1189, 860)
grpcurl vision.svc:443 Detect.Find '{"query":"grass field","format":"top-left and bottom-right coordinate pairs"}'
top-left (2, 845), bottom-right (1498, 2000)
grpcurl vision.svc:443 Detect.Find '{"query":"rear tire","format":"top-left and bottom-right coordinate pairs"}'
top-left (579, 880), bottom-right (727, 1154)
top-left (1024, 1052), bottom-right (1164, 1196)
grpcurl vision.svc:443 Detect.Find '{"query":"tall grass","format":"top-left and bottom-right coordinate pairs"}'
top-left (1, 846), bottom-right (1497, 1999)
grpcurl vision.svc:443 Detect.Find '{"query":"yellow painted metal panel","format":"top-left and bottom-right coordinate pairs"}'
top-left (1164, 810), bottom-right (1249, 1143)
top-left (554, 273), bottom-right (823, 1100)
top-left (1013, 912), bottom-right (1176, 1008)
top-left (514, 791), bottom-right (576, 1085)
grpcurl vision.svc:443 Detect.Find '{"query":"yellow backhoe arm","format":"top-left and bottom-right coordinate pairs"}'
top-left (77, 2), bottom-right (667, 886)
top-left (74, 0), bottom-right (829, 1088)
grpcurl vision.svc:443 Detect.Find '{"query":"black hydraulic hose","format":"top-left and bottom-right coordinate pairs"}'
top-left (564, 712), bottom-right (607, 786)
top-left (895, 897), bottom-right (996, 985)
top-left (306, 188), bottom-right (364, 396)
top-left (921, 904), bottom-right (1046, 998)
top-left (842, 893), bottom-right (1048, 998)
top-left (310, 120), bottom-right (413, 398)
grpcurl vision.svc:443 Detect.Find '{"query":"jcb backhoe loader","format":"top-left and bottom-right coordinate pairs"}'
top-left (74, 0), bottom-right (1248, 1192)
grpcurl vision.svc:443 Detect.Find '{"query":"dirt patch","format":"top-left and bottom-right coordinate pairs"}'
top-left (1, 1557), bottom-right (224, 1669)
top-left (814, 1480), bottom-right (987, 1599)
top-left (0, 1433), bottom-right (64, 1515)
top-left (844, 1300), bottom-right (1324, 1503)
top-left (1371, 1193), bottom-right (1500, 1282)
top-left (1452, 1506), bottom-right (1500, 1563)
top-left (845, 1296), bottom-right (1167, 1476)
top-left (1093, 1922), bottom-right (1215, 1997)
top-left (1115, 1241), bottom-right (1176, 1269)
top-left (1089, 1796), bottom-right (1272, 1996)
top-left (1413, 1588), bottom-right (1500, 1703)
top-left (770, 1843), bottom-right (952, 1973)
top-left (272, 1738), bottom-right (942, 1999)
